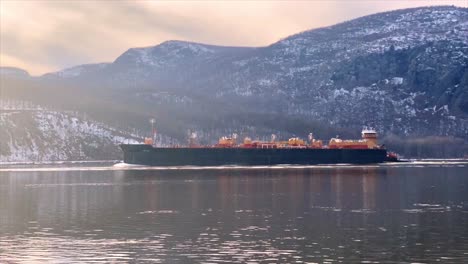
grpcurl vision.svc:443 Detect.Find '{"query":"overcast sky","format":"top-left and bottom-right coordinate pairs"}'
top-left (0, 0), bottom-right (466, 75)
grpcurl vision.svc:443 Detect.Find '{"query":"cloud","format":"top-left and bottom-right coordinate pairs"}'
top-left (1, 0), bottom-right (466, 75)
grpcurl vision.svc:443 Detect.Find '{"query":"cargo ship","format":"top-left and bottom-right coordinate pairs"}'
top-left (120, 128), bottom-right (392, 166)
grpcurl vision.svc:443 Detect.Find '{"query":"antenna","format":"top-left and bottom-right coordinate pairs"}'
top-left (150, 118), bottom-right (156, 146)
top-left (150, 118), bottom-right (156, 133)
top-left (188, 129), bottom-right (197, 146)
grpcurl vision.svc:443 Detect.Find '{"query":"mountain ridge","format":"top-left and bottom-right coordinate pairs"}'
top-left (1, 5), bottom-right (467, 160)
top-left (3, 5), bottom-right (466, 78)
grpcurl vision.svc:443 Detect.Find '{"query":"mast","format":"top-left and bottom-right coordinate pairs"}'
top-left (150, 118), bottom-right (156, 147)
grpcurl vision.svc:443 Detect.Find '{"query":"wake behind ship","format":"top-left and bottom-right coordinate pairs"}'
top-left (121, 129), bottom-right (389, 166)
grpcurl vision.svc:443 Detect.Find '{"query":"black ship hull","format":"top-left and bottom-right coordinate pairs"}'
top-left (121, 144), bottom-right (387, 166)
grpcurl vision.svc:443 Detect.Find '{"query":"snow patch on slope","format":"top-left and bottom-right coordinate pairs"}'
top-left (0, 101), bottom-right (140, 162)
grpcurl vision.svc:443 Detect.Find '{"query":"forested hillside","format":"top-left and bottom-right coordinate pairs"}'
top-left (1, 6), bottom-right (467, 160)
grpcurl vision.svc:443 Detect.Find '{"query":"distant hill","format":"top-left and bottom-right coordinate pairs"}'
top-left (0, 67), bottom-right (30, 78)
top-left (1, 6), bottom-right (467, 160)
top-left (0, 100), bottom-right (144, 162)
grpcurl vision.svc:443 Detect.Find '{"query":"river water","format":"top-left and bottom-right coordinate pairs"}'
top-left (0, 162), bottom-right (467, 263)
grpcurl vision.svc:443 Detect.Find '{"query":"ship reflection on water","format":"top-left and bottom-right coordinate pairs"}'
top-left (0, 164), bottom-right (467, 262)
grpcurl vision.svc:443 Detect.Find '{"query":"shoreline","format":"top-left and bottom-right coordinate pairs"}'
top-left (0, 160), bottom-right (466, 173)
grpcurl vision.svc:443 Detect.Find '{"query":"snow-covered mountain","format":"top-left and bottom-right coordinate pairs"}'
top-left (0, 100), bottom-right (142, 162)
top-left (1, 6), bottom-right (467, 159)
top-left (115, 40), bottom-right (235, 67)
top-left (44, 6), bottom-right (468, 136)
top-left (44, 63), bottom-right (110, 78)
top-left (41, 40), bottom-right (255, 89)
